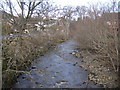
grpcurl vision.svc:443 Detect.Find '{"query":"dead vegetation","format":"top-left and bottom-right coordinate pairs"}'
top-left (1, 0), bottom-right (69, 88)
top-left (1, 0), bottom-right (120, 88)
top-left (70, 2), bottom-right (119, 88)
top-left (2, 30), bottom-right (66, 88)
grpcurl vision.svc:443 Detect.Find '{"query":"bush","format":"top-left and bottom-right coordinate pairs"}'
top-left (2, 29), bottom-right (66, 88)
top-left (70, 17), bottom-right (119, 72)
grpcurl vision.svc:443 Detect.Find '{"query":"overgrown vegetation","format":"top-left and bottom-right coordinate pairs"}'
top-left (2, 30), bottom-right (66, 88)
top-left (1, 0), bottom-right (120, 88)
top-left (69, 2), bottom-right (119, 88)
top-left (0, 0), bottom-right (70, 88)
top-left (72, 16), bottom-right (119, 71)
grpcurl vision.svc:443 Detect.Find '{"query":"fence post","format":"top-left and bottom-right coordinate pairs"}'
top-left (118, 1), bottom-right (120, 87)
top-left (0, 11), bottom-right (2, 89)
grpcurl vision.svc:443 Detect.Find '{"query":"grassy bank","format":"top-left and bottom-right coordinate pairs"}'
top-left (2, 33), bottom-right (65, 88)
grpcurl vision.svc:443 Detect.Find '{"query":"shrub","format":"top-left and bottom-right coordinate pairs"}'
top-left (70, 17), bottom-right (119, 72)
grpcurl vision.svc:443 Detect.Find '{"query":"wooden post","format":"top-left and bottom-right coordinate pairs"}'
top-left (0, 11), bottom-right (2, 89)
top-left (118, 1), bottom-right (120, 87)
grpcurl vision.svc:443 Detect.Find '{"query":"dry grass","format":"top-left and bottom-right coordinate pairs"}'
top-left (70, 16), bottom-right (119, 87)
top-left (2, 29), bottom-right (66, 88)
top-left (71, 17), bottom-right (119, 72)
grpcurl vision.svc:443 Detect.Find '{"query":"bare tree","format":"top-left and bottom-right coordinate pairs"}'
top-left (59, 6), bottom-right (75, 39)
top-left (76, 6), bottom-right (88, 19)
top-left (1, 0), bottom-right (44, 34)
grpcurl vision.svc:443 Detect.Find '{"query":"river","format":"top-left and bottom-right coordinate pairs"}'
top-left (13, 40), bottom-right (103, 88)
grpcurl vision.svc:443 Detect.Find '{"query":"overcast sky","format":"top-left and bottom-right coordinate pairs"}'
top-left (1, 0), bottom-right (119, 8)
top-left (49, 0), bottom-right (119, 7)
top-left (1, 0), bottom-right (119, 16)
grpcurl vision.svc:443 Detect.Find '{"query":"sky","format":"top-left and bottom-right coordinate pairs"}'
top-left (1, 0), bottom-right (119, 17)
top-left (1, 0), bottom-right (119, 8)
top-left (49, 0), bottom-right (119, 7)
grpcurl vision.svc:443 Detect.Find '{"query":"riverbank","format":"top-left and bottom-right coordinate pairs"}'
top-left (72, 47), bottom-right (119, 88)
top-left (2, 34), bottom-right (65, 88)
